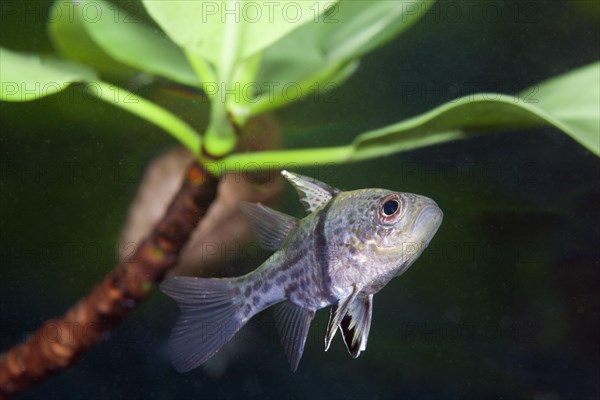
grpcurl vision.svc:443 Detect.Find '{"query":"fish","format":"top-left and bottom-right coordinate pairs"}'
top-left (160, 170), bottom-right (443, 372)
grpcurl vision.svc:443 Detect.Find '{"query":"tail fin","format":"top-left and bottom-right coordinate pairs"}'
top-left (160, 276), bottom-right (245, 372)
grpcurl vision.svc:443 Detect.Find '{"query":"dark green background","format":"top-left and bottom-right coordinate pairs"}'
top-left (1, 1), bottom-right (599, 399)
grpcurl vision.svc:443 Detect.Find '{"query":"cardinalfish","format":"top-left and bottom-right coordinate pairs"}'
top-left (161, 170), bottom-right (443, 372)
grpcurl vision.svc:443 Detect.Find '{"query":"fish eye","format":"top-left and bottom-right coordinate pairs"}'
top-left (382, 200), bottom-right (399, 216)
top-left (378, 195), bottom-right (404, 225)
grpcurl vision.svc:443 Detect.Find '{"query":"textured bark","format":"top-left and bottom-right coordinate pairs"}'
top-left (0, 162), bottom-right (218, 398)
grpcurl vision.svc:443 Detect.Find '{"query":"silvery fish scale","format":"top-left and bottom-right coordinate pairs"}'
top-left (160, 170), bottom-right (443, 372)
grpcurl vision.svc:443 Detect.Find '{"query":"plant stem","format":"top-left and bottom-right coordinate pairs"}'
top-left (204, 109), bottom-right (238, 158)
top-left (218, 145), bottom-right (353, 172)
top-left (185, 50), bottom-right (218, 94)
top-left (215, 130), bottom-right (464, 174)
top-left (200, 6), bottom-right (243, 158)
top-left (87, 81), bottom-right (202, 155)
top-left (0, 162), bottom-right (218, 398)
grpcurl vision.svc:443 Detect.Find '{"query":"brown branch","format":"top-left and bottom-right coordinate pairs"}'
top-left (0, 161), bottom-right (219, 398)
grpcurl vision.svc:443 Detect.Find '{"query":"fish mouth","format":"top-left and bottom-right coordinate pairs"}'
top-left (412, 198), bottom-right (443, 246)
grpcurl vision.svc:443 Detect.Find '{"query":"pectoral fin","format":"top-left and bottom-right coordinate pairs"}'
top-left (239, 202), bottom-right (298, 250)
top-left (340, 294), bottom-right (373, 358)
top-left (324, 287), bottom-right (358, 351)
top-left (273, 301), bottom-right (315, 372)
top-left (281, 170), bottom-right (340, 214)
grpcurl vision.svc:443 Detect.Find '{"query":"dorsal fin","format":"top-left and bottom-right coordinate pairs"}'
top-left (281, 170), bottom-right (341, 214)
top-left (239, 202), bottom-right (299, 251)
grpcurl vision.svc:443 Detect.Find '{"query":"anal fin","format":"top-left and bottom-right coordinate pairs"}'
top-left (340, 294), bottom-right (373, 358)
top-left (273, 301), bottom-right (314, 372)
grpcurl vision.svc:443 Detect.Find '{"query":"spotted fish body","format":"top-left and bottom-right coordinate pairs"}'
top-left (161, 171), bottom-right (443, 372)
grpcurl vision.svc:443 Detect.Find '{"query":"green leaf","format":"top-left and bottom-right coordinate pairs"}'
top-left (0, 47), bottom-right (200, 152)
top-left (333, 61), bottom-right (600, 159)
top-left (142, 0), bottom-right (337, 76)
top-left (519, 62), bottom-right (600, 154)
top-left (219, 62), bottom-right (600, 172)
top-left (0, 47), bottom-right (97, 102)
top-left (249, 0), bottom-right (435, 113)
top-left (48, 0), bottom-right (135, 79)
top-left (142, 0), bottom-right (337, 156)
top-left (319, 0), bottom-right (436, 65)
top-left (49, 0), bottom-right (200, 87)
